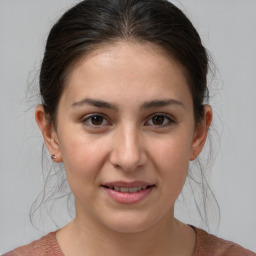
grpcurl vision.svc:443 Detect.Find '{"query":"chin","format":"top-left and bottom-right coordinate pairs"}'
top-left (100, 211), bottom-right (160, 234)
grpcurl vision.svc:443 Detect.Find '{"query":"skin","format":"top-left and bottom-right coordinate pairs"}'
top-left (36, 41), bottom-right (212, 256)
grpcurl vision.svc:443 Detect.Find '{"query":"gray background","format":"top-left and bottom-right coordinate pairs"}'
top-left (0, 0), bottom-right (256, 254)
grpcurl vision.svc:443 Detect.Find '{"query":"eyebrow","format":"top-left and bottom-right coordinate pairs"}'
top-left (141, 99), bottom-right (184, 109)
top-left (72, 98), bottom-right (117, 110)
top-left (71, 98), bottom-right (184, 110)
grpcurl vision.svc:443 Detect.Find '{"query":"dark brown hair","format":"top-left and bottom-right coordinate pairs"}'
top-left (40, 0), bottom-right (208, 125)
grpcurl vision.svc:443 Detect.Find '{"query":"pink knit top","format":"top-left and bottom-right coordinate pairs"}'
top-left (3, 227), bottom-right (256, 256)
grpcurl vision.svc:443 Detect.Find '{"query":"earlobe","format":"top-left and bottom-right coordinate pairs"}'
top-left (35, 105), bottom-right (62, 162)
top-left (190, 105), bottom-right (212, 161)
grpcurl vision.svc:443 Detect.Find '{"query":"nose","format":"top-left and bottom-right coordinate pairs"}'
top-left (109, 124), bottom-right (147, 172)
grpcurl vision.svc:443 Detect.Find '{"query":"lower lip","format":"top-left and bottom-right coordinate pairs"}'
top-left (102, 186), bottom-right (154, 204)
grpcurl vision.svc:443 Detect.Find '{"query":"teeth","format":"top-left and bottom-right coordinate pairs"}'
top-left (110, 186), bottom-right (150, 193)
top-left (120, 187), bottom-right (129, 192)
top-left (128, 187), bottom-right (138, 193)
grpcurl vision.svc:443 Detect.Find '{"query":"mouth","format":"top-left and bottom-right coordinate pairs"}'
top-left (101, 181), bottom-right (155, 204)
top-left (101, 185), bottom-right (155, 193)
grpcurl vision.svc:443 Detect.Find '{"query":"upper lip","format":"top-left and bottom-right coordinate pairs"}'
top-left (102, 181), bottom-right (155, 188)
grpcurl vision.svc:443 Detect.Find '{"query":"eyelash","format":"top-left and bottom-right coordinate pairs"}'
top-left (145, 113), bottom-right (175, 127)
top-left (81, 114), bottom-right (110, 128)
top-left (81, 113), bottom-right (175, 128)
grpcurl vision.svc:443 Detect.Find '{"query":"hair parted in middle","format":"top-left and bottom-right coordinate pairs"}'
top-left (40, 0), bottom-right (209, 126)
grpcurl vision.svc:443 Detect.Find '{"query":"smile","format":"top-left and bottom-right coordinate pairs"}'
top-left (101, 182), bottom-right (155, 204)
top-left (103, 185), bottom-right (150, 193)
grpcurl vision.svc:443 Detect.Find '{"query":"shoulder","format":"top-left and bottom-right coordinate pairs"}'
top-left (193, 226), bottom-right (256, 256)
top-left (2, 232), bottom-right (63, 256)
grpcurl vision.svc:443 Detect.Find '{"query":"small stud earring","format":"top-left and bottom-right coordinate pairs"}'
top-left (51, 155), bottom-right (57, 160)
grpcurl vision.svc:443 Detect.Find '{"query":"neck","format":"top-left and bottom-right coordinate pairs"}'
top-left (56, 208), bottom-right (196, 256)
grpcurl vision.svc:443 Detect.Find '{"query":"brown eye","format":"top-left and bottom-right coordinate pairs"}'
top-left (145, 114), bottom-right (174, 127)
top-left (82, 114), bottom-right (109, 127)
top-left (152, 115), bottom-right (165, 125)
top-left (91, 115), bottom-right (104, 125)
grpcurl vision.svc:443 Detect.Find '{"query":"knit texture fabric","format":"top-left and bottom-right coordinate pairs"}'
top-left (3, 227), bottom-right (256, 256)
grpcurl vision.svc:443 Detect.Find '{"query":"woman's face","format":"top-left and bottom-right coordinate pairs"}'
top-left (40, 42), bottom-right (209, 233)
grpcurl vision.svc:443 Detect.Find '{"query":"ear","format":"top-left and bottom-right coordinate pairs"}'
top-left (35, 105), bottom-right (62, 162)
top-left (190, 105), bottom-right (212, 160)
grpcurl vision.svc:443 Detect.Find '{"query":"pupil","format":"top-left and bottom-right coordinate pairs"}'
top-left (91, 116), bottom-right (103, 125)
top-left (153, 116), bottom-right (164, 125)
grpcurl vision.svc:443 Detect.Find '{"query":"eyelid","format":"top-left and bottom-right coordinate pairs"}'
top-left (81, 113), bottom-right (111, 127)
top-left (80, 112), bottom-right (175, 128)
top-left (145, 113), bottom-right (175, 127)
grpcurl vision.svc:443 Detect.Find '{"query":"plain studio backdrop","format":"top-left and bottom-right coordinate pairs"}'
top-left (0, 0), bottom-right (256, 254)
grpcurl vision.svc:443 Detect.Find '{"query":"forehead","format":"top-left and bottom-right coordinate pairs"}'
top-left (61, 41), bottom-right (192, 108)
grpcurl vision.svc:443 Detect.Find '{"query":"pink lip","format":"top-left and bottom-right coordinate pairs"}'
top-left (101, 181), bottom-right (155, 204)
top-left (102, 180), bottom-right (153, 187)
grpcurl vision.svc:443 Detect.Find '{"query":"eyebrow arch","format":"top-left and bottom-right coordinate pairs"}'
top-left (71, 98), bottom-right (117, 110)
top-left (71, 98), bottom-right (184, 110)
top-left (141, 99), bottom-right (184, 109)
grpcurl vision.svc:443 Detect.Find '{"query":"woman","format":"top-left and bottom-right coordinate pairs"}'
top-left (3, 0), bottom-right (256, 255)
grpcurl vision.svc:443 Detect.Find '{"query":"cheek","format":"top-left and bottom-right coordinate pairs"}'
top-left (151, 131), bottom-right (192, 169)
top-left (59, 137), bottom-right (111, 208)
top-left (150, 133), bottom-right (192, 193)
top-left (58, 132), bottom-right (109, 187)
